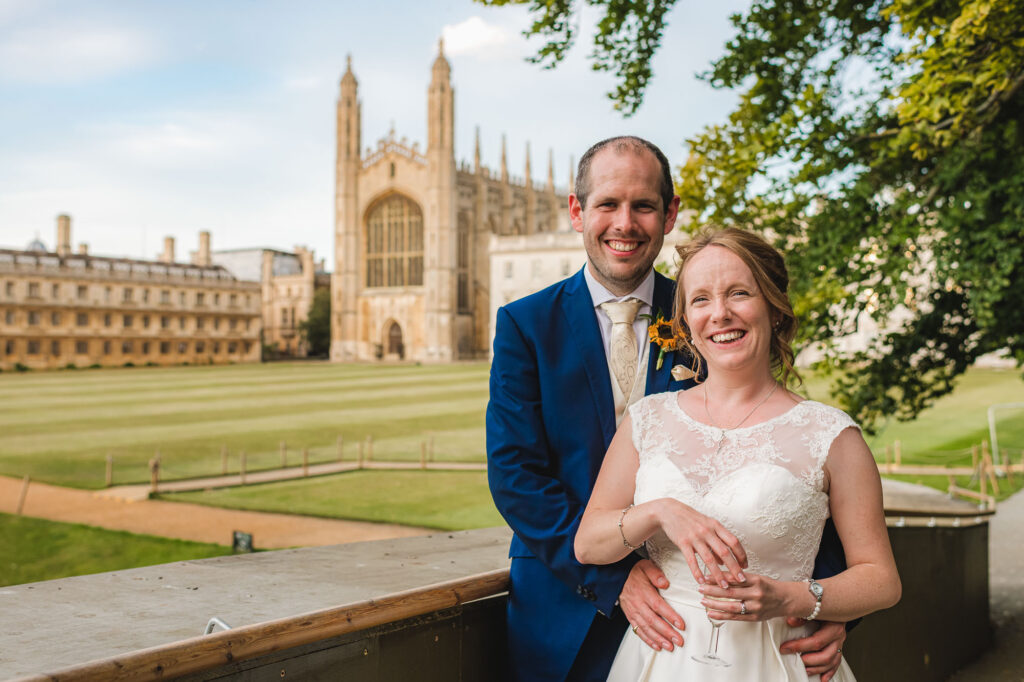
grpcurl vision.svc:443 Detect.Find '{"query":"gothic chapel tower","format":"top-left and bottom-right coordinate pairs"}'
top-left (424, 39), bottom-right (457, 361)
top-left (331, 55), bottom-right (360, 361)
top-left (330, 41), bottom-right (567, 362)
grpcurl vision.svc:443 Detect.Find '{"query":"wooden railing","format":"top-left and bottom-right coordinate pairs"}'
top-left (13, 569), bottom-right (510, 682)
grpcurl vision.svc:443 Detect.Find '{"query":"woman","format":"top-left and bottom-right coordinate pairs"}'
top-left (574, 227), bottom-right (900, 681)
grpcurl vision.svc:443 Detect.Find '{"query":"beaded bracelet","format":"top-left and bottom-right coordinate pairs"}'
top-left (619, 503), bottom-right (641, 550)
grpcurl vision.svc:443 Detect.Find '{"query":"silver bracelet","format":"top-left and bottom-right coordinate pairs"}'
top-left (619, 504), bottom-right (641, 550)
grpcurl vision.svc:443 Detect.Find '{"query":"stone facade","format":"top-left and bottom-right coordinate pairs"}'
top-left (212, 247), bottom-right (330, 357)
top-left (331, 43), bottom-right (570, 363)
top-left (488, 229), bottom-right (688, 348)
top-left (0, 216), bottom-right (261, 370)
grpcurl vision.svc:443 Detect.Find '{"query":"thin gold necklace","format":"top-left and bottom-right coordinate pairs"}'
top-left (703, 381), bottom-right (779, 456)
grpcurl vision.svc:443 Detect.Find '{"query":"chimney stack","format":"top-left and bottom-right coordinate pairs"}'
top-left (162, 236), bottom-right (176, 263)
top-left (56, 214), bottom-right (71, 257)
top-left (197, 231), bottom-right (211, 266)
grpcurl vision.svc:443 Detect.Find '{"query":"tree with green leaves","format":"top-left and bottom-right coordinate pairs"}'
top-left (299, 288), bottom-right (331, 357)
top-left (480, 0), bottom-right (1024, 430)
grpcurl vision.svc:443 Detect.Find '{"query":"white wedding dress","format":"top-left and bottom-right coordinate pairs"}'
top-left (607, 394), bottom-right (858, 682)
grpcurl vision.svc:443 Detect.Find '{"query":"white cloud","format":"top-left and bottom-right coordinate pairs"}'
top-left (284, 74), bottom-right (324, 91)
top-left (110, 123), bottom-right (224, 160)
top-left (0, 23), bottom-right (158, 83)
top-left (442, 16), bottom-right (514, 57)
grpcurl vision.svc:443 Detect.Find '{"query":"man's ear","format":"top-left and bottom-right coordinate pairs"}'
top-left (569, 194), bottom-right (584, 234)
top-left (663, 195), bottom-right (681, 235)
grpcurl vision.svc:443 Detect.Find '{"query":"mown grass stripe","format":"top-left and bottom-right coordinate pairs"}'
top-left (0, 380), bottom-right (488, 433)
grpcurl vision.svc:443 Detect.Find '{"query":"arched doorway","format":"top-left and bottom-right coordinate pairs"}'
top-left (385, 320), bottom-right (404, 360)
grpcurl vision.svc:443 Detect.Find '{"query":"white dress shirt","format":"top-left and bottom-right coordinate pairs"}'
top-left (583, 265), bottom-right (655, 368)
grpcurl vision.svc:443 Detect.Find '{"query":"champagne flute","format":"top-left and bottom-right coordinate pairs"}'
top-left (691, 568), bottom-right (735, 667)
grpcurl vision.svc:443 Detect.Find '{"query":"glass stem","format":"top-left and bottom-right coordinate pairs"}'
top-left (708, 622), bottom-right (722, 657)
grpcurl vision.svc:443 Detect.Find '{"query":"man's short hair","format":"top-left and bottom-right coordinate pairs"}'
top-left (575, 136), bottom-right (673, 212)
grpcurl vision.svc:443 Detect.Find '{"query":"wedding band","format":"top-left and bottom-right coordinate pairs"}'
top-left (739, 600), bottom-right (747, 615)
top-left (632, 625), bottom-right (639, 635)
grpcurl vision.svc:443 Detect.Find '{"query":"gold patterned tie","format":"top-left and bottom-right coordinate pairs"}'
top-left (601, 298), bottom-right (644, 397)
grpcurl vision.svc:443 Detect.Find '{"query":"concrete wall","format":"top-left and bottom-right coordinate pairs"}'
top-left (3, 511), bottom-right (992, 680)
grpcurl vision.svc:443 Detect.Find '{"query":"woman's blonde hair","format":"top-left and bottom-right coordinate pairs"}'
top-left (671, 226), bottom-right (801, 387)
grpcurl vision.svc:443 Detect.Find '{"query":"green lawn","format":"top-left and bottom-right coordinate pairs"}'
top-left (799, 367), bottom-right (1024, 500)
top-left (2, 361), bottom-right (1021, 510)
top-left (163, 470), bottom-right (505, 531)
top-left (0, 361), bottom-right (490, 488)
top-left (0, 512), bottom-right (232, 587)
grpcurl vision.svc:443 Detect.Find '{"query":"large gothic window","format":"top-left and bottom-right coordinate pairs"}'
top-left (366, 195), bottom-right (423, 288)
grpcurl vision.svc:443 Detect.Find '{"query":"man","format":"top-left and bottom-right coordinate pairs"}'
top-left (487, 136), bottom-right (846, 681)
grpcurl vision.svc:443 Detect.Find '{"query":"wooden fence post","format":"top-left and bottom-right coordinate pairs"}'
top-left (337, 435), bottom-right (344, 462)
top-left (280, 441), bottom-right (287, 468)
top-left (149, 455), bottom-right (160, 494)
top-left (105, 453), bottom-right (113, 487)
top-left (240, 451), bottom-right (247, 485)
top-left (221, 445), bottom-right (228, 475)
top-left (421, 441), bottom-right (427, 470)
top-left (302, 448), bottom-right (309, 477)
top-left (15, 475), bottom-right (30, 515)
top-left (980, 451), bottom-right (987, 500)
top-left (982, 442), bottom-right (1000, 495)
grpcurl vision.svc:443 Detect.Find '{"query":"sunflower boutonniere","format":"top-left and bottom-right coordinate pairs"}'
top-left (643, 312), bottom-right (681, 370)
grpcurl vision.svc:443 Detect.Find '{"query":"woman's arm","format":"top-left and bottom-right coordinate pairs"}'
top-left (700, 427), bottom-right (901, 622)
top-left (574, 415), bottom-right (748, 589)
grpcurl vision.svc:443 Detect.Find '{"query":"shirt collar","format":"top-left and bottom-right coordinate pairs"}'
top-left (583, 264), bottom-right (655, 309)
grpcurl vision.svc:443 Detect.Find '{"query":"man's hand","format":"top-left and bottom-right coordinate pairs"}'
top-left (618, 560), bottom-right (685, 651)
top-left (781, 619), bottom-right (846, 682)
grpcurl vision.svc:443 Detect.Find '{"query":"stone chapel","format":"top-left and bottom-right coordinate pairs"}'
top-left (330, 41), bottom-right (570, 363)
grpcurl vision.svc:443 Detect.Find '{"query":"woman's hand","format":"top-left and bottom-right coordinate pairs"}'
top-left (697, 573), bottom-right (803, 621)
top-left (653, 498), bottom-right (748, 588)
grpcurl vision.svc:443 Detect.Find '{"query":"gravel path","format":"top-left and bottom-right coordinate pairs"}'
top-left (0, 475), bottom-right (432, 549)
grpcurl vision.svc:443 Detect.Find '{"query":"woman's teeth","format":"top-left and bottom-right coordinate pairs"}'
top-left (711, 330), bottom-right (745, 343)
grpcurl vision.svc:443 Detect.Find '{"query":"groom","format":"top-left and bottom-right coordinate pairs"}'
top-left (487, 136), bottom-right (847, 681)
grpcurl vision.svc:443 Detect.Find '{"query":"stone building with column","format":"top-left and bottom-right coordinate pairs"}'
top-left (0, 215), bottom-right (261, 370)
top-left (331, 42), bottom-right (570, 362)
top-left (212, 246), bottom-right (330, 357)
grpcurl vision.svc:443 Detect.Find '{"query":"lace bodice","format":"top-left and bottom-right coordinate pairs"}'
top-left (629, 393), bottom-right (858, 584)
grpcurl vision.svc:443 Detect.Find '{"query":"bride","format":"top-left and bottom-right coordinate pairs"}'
top-left (574, 227), bottom-right (900, 681)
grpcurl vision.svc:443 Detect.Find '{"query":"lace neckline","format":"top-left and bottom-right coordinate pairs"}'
top-left (669, 392), bottom-right (817, 436)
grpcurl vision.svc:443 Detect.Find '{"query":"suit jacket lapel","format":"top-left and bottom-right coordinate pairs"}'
top-left (561, 269), bottom-right (617, 444)
top-left (645, 272), bottom-right (677, 396)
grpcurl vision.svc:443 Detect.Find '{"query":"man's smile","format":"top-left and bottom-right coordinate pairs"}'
top-left (606, 239), bottom-right (642, 253)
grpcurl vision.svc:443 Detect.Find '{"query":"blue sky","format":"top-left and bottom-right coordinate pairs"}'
top-left (0, 0), bottom-right (748, 265)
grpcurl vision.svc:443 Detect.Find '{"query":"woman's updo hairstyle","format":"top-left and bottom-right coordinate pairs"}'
top-left (671, 226), bottom-right (801, 387)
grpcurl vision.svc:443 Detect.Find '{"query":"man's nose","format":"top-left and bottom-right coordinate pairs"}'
top-left (611, 204), bottom-right (636, 229)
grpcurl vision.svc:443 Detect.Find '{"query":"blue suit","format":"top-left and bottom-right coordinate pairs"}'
top-left (486, 268), bottom-right (846, 681)
top-left (487, 269), bottom-right (694, 681)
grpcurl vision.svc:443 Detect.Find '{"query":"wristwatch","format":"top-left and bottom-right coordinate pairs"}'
top-left (806, 579), bottom-right (824, 620)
